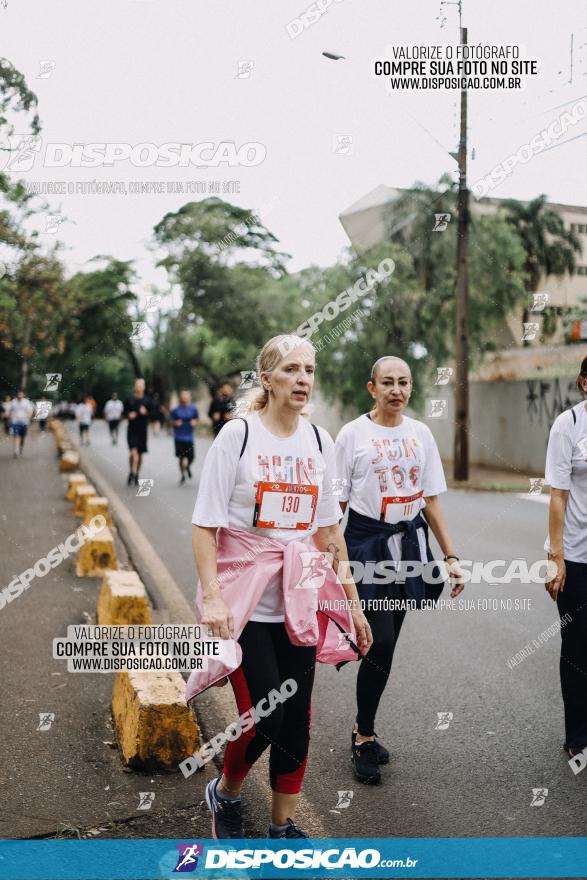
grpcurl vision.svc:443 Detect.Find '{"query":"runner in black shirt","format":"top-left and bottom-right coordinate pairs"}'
top-left (208, 381), bottom-right (234, 437)
top-left (123, 378), bottom-right (152, 486)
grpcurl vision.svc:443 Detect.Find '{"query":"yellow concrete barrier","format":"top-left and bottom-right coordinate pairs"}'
top-left (82, 496), bottom-right (113, 528)
top-left (97, 571), bottom-right (152, 625)
top-left (65, 473), bottom-right (87, 501)
top-left (76, 525), bottom-right (118, 577)
top-left (72, 484), bottom-right (97, 516)
top-left (59, 451), bottom-right (81, 472)
top-left (112, 670), bottom-right (199, 768)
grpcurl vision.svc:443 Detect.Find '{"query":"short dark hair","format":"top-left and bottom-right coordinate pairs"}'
top-left (578, 355), bottom-right (587, 393)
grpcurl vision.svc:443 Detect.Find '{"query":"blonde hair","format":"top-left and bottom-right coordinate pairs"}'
top-left (240, 334), bottom-right (315, 415)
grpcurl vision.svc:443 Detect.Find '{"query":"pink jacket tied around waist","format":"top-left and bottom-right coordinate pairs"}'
top-left (185, 527), bottom-right (359, 702)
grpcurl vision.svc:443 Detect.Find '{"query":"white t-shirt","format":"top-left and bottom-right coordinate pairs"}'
top-left (8, 398), bottom-right (34, 425)
top-left (335, 413), bottom-right (447, 562)
top-left (192, 411), bottom-right (341, 622)
top-left (544, 402), bottom-right (587, 564)
top-left (76, 403), bottom-right (93, 425)
top-left (104, 399), bottom-right (123, 421)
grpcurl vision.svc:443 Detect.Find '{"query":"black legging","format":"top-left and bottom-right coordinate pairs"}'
top-left (356, 592), bottom-right (407, 736)
top-left (557, 560), bottom-right (587, 751)
top-left (224, 621), bottom-right (316, 794)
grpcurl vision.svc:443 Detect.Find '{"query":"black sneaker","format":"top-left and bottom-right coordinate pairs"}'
top-left (127, 472), bottom-right (134, 486)
top-left (351, 739), bottom-right (381, 784)
top-left (269, 818), bottom-right (308, 839)
top-left (352, 730), bottom-right (389, 764)
top-left (187, 464), bottom-right (192, 479)
top-left (134, 473), bottom-right (140, 486)
top-left (205, 777), bottom-right (243, 839)
top-left (180, 474), bottom-right (186, 485)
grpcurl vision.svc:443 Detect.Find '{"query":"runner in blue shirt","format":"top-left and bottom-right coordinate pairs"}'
top-left (170, 390), bottom-right (199, 485)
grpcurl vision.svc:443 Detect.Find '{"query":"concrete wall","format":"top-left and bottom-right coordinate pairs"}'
top-left (424, 377), bottom-right (583, 474)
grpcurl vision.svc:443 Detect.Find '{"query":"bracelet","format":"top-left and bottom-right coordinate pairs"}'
top-left (444, 555), bottom-right (459, 562)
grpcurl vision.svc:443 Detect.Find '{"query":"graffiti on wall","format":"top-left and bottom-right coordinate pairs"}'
top-left (526, 378), bottom-right (581, 429)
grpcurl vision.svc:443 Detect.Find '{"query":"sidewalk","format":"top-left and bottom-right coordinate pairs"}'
top-left (443, 459), bottom-right (543, 492)
top-left (0, 428), bottom-right (216, 840)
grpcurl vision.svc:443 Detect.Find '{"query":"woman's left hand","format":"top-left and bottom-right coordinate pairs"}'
top-left (447, 560), bottom-right (466, 597)
top-left (351, 610), bottom-right (373, 654)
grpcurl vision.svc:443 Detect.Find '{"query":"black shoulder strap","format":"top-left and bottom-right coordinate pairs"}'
top-left (236, 417), bottom-right (249, 459)
top-left (238, 417), bottom-right (321, 457)
top-left (572, 408), bottom-right (577, 424)
top-left (311, 423), bottom-right (322, 453)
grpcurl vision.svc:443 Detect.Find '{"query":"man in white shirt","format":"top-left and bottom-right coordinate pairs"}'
top-left (76, 397), bottom-right (93, 446)
top-left (103, 392), bottom-right (124, 445)
top-left (8, 390), bottom-right (34, 458)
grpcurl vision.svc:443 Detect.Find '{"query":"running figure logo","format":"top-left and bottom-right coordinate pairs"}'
top-left (236, 60), bottom-right (254, 79)
top-left (336, 632), bottom-right (353, 652)
top-left (173, 843), bottom-right (204, 872)
top-left (528, 478), bottom-right (544, 496)
top-left (530, 788), bottom-right (548, 807)
top-left (530, 292), bottom-right (549, 313)
top-left (130, 322), bottom-right (147, 341)
top-left (145, 294), bottom-right (161, 312)
top-left (137, 792), bottom-right (155, 810)
top-left (427, 399), bottom-right (448, 419)
top-left (521, 322), bottom-right (539, 342)
top-left (33, 400), bottom-right (52, 420)
top-left (0, 134), bottom-right (42, 172)
top-left (136, 479), bottom-right (154, 497)
top-left (330, 789), bottom-right (354, 813)
top-left (239, 370), bottom-right (258, 389)
top-left (434, 711), bottom-right (453, 730)
top-left (432, 213), bottom-right (451, 232)
top-left (44, 213), bottom-right (65, 234)
top-left (334, 135), bottom-right (353, 155)
top-left (44, 373), bottom-right (62, 391)
top-left (435, 367), bottom-right (453, 385)
top-left (37, 713), bottom-right (55, 731)
top-left (297, 551), bottom-right (330, 590)
top-left (37, 60), bottom-right (56, 79)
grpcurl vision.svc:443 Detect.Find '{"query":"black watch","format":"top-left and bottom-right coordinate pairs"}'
top-left (444, 554), bottom-right (459, 562)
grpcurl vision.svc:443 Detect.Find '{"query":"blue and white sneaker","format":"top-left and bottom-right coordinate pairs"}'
top-left (204, 777), bottom-right (243, 839)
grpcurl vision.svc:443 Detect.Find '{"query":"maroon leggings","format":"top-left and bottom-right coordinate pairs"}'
top-left (223, 621), bottom-right (316, 794)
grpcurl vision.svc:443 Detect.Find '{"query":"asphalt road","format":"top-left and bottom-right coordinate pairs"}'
top-left (82, 418), bottom-right (587, 839)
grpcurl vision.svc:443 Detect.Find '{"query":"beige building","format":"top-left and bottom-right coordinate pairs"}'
top-left (338, 185), bottom-right (587, 345)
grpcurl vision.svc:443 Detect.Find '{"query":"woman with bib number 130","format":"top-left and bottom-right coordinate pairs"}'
top-left (187, 334), bottom-right (372, 840)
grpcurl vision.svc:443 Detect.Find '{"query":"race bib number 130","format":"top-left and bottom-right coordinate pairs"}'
top-left (253, 481), bottom-right (318, 530)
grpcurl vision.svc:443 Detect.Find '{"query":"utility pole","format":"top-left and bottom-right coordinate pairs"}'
top-left (453, 11), bottom-right (469, 481)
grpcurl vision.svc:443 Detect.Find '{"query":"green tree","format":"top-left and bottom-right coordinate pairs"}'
top-left (150, 198), bottom-right (295, 395)
top-left (501, 195), bottom-right (581, 341)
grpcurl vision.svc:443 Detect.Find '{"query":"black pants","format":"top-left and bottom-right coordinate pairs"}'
top-left (224, 621), bottom-right (316, 793)
top-left (557, 560), bottom-right (587, 750)
top-left (356, 590), bottom-right (407, 736)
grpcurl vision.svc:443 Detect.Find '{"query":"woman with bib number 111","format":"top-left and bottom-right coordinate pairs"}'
top-left (187, 334), bottom-right (372, 840)
top-left (335, 356), bottom-right (465, 785)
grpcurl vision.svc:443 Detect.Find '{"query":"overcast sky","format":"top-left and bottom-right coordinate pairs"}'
top-left (3, 0), bottom-right (586, 305)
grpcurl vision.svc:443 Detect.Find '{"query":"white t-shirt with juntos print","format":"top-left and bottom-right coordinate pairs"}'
top-left (335, 413), bottom-right (447, 562)
top-left (192, 412), bottom-right (342, 622)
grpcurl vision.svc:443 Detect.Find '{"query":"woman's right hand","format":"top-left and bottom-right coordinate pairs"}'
top-left (201, 595), bottom-right (234, 639)
top-left (545, 553), bottom-right (565, 601)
